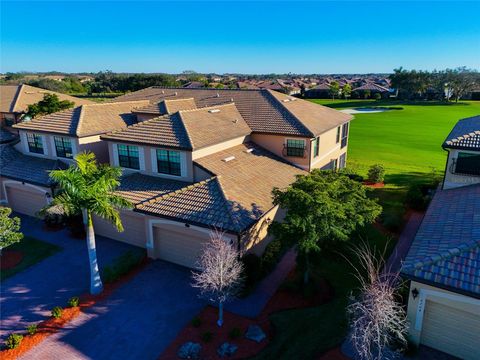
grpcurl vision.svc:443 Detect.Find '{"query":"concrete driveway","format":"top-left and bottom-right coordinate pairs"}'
top-left (0, 215), bottom-right (142, 340)
top-left (20, 260), bottom-right (205, 360)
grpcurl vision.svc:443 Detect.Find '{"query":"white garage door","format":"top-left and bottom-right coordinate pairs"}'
top-left (153, 226), bottom-right (209, 269)
top-left (93, 213), bottom-right (146, 248)
top-left (6, 184), bottom-right (48, 217)
top-left (421, 300), bottom-right (480, 360)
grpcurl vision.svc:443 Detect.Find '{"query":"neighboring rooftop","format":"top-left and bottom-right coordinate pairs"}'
top-left (0, 84), bottom-right (93, 113)
top-left (112, 87), bottom-right (352, 137)
top-left (0, 144), bottom-right (67, 186)
top-left (102, 103), bottom-right (251, 150)
top-left (401, 184), bottom-right (480, 298)
top-left (13, 100), bottom-right (150, 137)
top-left (443, 115), bottom-right (480, 150)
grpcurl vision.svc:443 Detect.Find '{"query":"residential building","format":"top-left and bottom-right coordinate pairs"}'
top-left (1, 87), bottom-right (352, 269)
top-left (0, 84), bottom-right (93, 127)
top-left (401, 116), bottom-right (480, 360)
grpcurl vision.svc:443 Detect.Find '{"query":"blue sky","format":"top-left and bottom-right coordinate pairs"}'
top-left (1, 1), bottom-right (479, 74)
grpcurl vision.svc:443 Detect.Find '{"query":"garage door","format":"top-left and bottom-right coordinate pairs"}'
top-left (93, 213), bottom-right (146, 248)
top-left (6, 185), bottom-right (48, 217)
top-left (421, 300), bottom-right (480, 360)
top-left (153, 226), bottom-right (208, 269)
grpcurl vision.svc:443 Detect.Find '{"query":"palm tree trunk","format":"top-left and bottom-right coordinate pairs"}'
top-left (82, 209), bottom-right (103, 295)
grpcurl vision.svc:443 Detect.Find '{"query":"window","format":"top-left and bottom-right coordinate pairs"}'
top-left (117, 144), bottom-right (140, 169)
top-left (156, 149), bottom-right (181, 176)
top-left (285, 139), bottom-right (306, 157)
top-left (336, 126), bottom-right (341, 143)
top-left (26, 133), bottom-right (44, 154)
top-left (339, 153), bottom-right (346, 168)
top-left (454, 152), bottom-right (480, 176)
top-left (54, 136), bottom-right (73, 159)
top-left (313, 137), bottom-right (320, 157)
top-left (341, 123), bottom-right (349, 148)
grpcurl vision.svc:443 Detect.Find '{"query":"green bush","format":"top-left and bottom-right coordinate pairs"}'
top-left (26, 324), bottom-right (38, 336)
top-left (374, 93), bottom-right (382, 100)
top-left (228, 327), bottom-right (242, 340)
top-left (201, 331), bottom-right (213, 343)
top-left (191, 316), bottom-right (202, 328)
top-left (101, 250), bottom-right (145, 284)
top-left (67, 296), bottom-right (79, 307)
top-left (367, 164), bottom-right (385, 183)
top-left (261, 238), bottom-right (286, 275)
top-left (5, 333), bottom-right (23, 349)
top-left (51, 306), bottom-right (63, 319)
top-left (406, 184), bottom-right (428, 210)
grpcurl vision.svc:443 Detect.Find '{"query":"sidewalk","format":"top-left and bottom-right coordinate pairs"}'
top-left (226, 248), bottom-right (296, 318)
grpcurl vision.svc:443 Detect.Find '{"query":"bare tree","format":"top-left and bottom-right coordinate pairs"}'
top-left (192, 230), bottom-right (243, 326)
top-left (346, 244), bottom-right (408, 360)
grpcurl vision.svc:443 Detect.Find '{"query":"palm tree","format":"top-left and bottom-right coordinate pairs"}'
top-left (49, 152), bottom-right (132, 294)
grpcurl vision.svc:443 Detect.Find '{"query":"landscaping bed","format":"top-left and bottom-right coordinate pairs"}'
top-left (1, 237), bottom-right (61, 281)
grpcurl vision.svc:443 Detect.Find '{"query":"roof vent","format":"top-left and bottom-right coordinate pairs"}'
top-left (216, 93), bottom-right (220, 97)
top-left (232, 119), bottom-right (238, 124)
top-left (161, 90), bottom-right (165, 94)
top-left (230, 98), bottom-right (234, 102)
top-left (174, 92), bottom-right (178, 96)
top-left (209, 109), bottom-right (220, 113)
top-left (222, 156), bottom-right (235, 162)
top-left (244, 148), bottom-right (254, 153)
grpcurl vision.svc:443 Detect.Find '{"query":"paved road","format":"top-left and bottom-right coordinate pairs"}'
top-left (20, 261), bottom-right (205, 360)
top-left (1, 215), bottom-right (139, 340)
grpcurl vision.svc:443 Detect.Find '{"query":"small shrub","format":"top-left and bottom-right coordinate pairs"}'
top-left (67, 296), bottom-right (79, 307)
top-left (191, 316), bottom-right (202, 328)
top-left (374, 93), bottom-right (382, 100)
top-left (5, 333), bottom-right (23, 349)
top-left (367, 164), bottom-right (385, 183)
top-left (51, 306), bottom-right (63, 319)
top-left (261, 238), bottom-right (285, 275)
top-left (406, 184), bottom-right (428, 211)
top-left (228, 327), bottom-right (242, 340)
top-left (101, 250), bottom-right (145, 284)
top-left (201, 331), bottom-right (213, 343)
top-left (26, 324), bottom-right (38, 336)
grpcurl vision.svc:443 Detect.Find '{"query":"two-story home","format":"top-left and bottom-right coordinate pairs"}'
top-left (0, 100), bottom-right (149, 216)
top-left (0, 84), bottom-right (93, 127)
top-left (401, 116), bottom-right (480, 359)
top-left (1, 87), bottom-right (352, 269)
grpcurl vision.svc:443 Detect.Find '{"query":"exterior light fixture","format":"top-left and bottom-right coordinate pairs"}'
top-left (411, 288), bottom-right (419, 299)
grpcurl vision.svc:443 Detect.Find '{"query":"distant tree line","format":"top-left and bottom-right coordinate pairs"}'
top-left (390, 66), bottom-right (480, 101)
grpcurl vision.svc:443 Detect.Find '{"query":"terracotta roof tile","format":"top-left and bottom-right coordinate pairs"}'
top-left (13, 100), bottom-right (150, 137)
top-left (443, 115), bottom-right (480, 150)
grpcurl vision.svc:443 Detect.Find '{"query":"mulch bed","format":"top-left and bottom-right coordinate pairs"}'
top-left (363, 181), bottom-right (385, 188)
top-left (160, 268), bottom-right (334, 360)
top-left (0, 257), bottom-right (150, 359)
top-left (1, 250), bottom-right (24, 270)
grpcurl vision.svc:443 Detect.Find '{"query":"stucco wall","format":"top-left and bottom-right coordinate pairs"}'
top-left (191, 135), bottom-right (249, 160)
top-left (443, 149), bottom-right (480, 189)
top-left (310, 124), bottom-right (349, 170)
top-left (406, 281), bottom-right (480, 345)
top-left (16, 130), bottom-right (78, 163)
top-left (77, 135), bottom-right (109, 163)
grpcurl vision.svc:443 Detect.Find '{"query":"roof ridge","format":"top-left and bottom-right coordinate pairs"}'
top-left (135, 177), bottom-right (217, 208)
top-left (11, 84), bottom-right (24, 113)
top-left (173, 112), bottom-right (195, 149)
top-left (102, 114), bottom-right (170, 135)
top-left (264, 89), bottom-right (314, 137)
top-left (177, 102), bottom-right (235, 114)
top-left (83, 100), bottom-right (150, 107)
top-left (213, 176), bottom-right (243, 231)
top-left (163, 97), bottom-right (195, 103)
top-left (75, 105), bottom-right (86, 136)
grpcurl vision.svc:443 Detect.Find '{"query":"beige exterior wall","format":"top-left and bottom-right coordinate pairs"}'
top-left (241, 205), bottom-right (285, 256)
top-left (93, 210), bottom-right (147, 248)
top-left (310, 125), bottom-right (348, 170)
top-left (0, 178), bottom-right (52, 216)
top-left (193, 164), bottom-right (213, 182)
top-left (77, 135), bottom-right (109, 163)
top-left (191, 135), bottom-right (249, 160)
top-left (443, 149), bottom-right (480, 189)
top-left (251, 133), bottom-right (311, 170)
top-left (107, 141), bottom-right (194, 182)
top-left (135, 113), bottom-right (157, 122)
top-left (16, 130), bottom-right (78, 164)
top-left (406, 281), bottom-right (480, 358)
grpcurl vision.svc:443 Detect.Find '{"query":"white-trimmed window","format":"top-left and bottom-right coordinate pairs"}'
top-left (285, 139), bottom-right (306, 157)
top-left (156, 149), bottom-right (181, 176)
top-left (26, 133), bottom-right (44, 154)
top-left (54, 136), bottom-right (73, 159)
top-left (313, 137), bottom-right (320, 157)
top-left (117, 144), bottom-right (140, 170)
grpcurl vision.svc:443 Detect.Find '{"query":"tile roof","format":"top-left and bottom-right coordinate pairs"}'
top-left (101, 115), bottom-right (192, 149)
top-left (443, 115), bottom-right (480, 150)
top-left (0, 144), bottom-right (67, 186)
top-left (102, 103), bottom-right (251, 150)
top-left (111, 87), bottom-right (351, 137)
top-left (401, 184), bottom-right (480, 297)
top-left (13, 101), bottom-right (150, 137)
top-left (352, 83), bottom-right (390, 92)
top-left (0, 84), bottom-right (93, 113)
top-left (195, 142), bottom-right (306, 219)
top-left (133, 98), bottom-right (197, 115)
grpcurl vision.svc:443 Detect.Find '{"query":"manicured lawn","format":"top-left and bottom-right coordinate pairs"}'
top-left (1, 236), bottom-right (61, 280)
top-left (311, 99), bottom-right (480, 178)
top-left (253, 225), bottom-right (393, 359)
